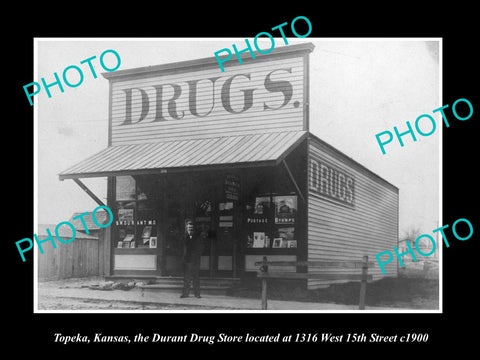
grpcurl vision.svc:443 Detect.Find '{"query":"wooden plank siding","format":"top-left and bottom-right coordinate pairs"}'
top-left (37, 232), bottom-right (106, 281)
top-left (109, 56), bottom-right (306, 145)
top-left (306, 135), bottom-right (398, 289)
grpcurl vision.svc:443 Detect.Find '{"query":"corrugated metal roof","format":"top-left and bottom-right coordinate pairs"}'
top-left (59, 131), bottom-right (307, 180)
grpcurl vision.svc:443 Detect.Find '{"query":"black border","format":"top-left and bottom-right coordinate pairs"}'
top-left (7, 7), bottom-right (478, 354)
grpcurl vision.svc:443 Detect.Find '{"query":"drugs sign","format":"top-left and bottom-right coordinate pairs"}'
top-left (309, 155), bottom-right (355, 207)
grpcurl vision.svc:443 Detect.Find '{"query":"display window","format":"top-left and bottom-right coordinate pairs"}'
top-left (114, 175), bottom-right (158, 249)
top-left (244, 194), bottom-right (298, 250)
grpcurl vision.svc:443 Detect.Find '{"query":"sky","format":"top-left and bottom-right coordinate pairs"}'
top-left (35, 38), bottom-right (440, 237)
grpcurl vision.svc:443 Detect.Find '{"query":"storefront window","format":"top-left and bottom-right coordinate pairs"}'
top-left (273, 195), bottom-right (297, 248)
top-left (115, 176), bottom-right (158, 249)
top-left (116, 175), bottom-right (136, 201)
top-left (245, 194), bottom-right (298, 249)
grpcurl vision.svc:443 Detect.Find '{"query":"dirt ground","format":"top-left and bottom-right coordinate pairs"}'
top-left (229, 276), bottom-right (440, 310)
top-left (38, 296), bottom-right (220, 310)
top-left (37, 275), bottom-right (439, 310)
top-left (37, 277), bottom-right (221, 310)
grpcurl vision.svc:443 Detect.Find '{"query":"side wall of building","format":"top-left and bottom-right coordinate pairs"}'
top-left (307, 135), bottom-right (399, 289)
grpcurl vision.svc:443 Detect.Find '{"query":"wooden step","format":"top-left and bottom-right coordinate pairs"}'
top-left (138, 282), bottom-right (236, 295)
top-left (104, 275), bottom-right (157, 283)
top-left (138, 283), bottom-right (232, 290)
top-left (105, 275), bottom-right (241, 288)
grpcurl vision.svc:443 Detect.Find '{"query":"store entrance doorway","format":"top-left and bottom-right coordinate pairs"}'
top-left (163, 170), bottom-right (240, 278)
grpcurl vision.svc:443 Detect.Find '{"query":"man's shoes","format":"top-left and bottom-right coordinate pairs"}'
top-left (194, 294), bottom-right (202, 298)
top-left (180, 294), bottom-right (188, 298)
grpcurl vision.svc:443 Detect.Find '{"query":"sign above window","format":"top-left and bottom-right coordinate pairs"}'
top-left (107, 43), bottom-right (313, 145)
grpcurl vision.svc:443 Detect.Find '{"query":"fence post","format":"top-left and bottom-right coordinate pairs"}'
top-left (260, 256), bottom-right (268, 310)
top-left (359, 255), bottom-right (368, 310)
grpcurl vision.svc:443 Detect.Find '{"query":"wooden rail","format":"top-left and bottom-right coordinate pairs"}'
top-left (255, 255), bottom-right (374, 310)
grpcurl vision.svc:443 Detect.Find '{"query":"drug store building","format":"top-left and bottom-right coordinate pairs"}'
top-left (59, 42), bottom-right (398, 289)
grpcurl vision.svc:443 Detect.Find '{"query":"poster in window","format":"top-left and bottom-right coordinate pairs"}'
top-left (254, 196), bottom-right (271, 215)
top-left (196, 200), bottom-right (212, 216)
top-left (149, 237), bottom-right (157, 248)
top-left (287, 240), bottom-right (297, 248)
top-left (142, 226), bottom-right (152, 239)
top-left (253, 232), bottom-right (266, 248)
top-left (123, 234), bottom-right (134, 242)
top-left (116, 176), bottom-right (136, 201)
top-left (219, 202), bottom-right (233, 211)
top-left (272, 238), bottom-right (283, 248)
top-left (278, 227), bottom-right (295, 241)
top-left (246, 235), bottom-right (254, 248)
top-left (274, 196), bottom-right (297, 224)
top-left (224, 174), bottom-right (240, 201)
top-left (118, 208), bottom-right (134, 224)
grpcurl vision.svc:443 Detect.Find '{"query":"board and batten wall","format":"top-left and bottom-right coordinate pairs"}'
top-left (307, 135), bottom-right (399, 289)
top-left (108, 55), bottom-right (307, 145)
top-left (37, 230), bottom-right (108, 280)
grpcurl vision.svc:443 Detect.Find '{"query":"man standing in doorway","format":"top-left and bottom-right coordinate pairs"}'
top-left (181, 219), bottom-right (202, 298)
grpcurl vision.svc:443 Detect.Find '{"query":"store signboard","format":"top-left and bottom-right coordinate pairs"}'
top-left (107, 46), bottom-right (311, 145)
top-left (309, 154), bottom-right (355, 207)
top-left (224, 174), bottom-right (240, 201)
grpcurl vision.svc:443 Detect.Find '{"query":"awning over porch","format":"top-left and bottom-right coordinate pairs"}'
top-left (59, 131), bottom-right (307, 180)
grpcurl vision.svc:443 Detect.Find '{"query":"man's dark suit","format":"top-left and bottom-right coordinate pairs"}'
top-left (182, 231), bottom-right (203, 297)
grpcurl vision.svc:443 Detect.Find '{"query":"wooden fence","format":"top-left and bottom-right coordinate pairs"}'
top-left (37, 228), bottom-right (109, 280)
